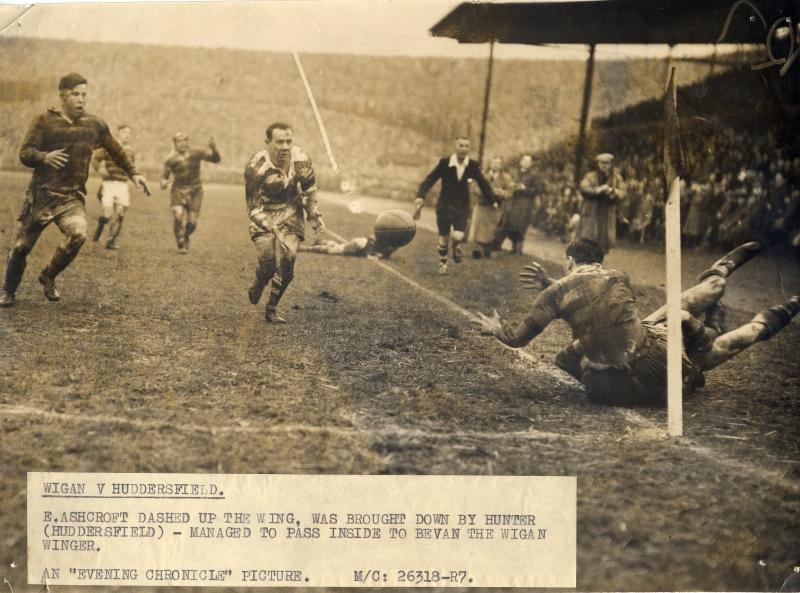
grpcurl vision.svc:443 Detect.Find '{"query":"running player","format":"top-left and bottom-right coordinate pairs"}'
top-left (0, 73), bottom-right (149, 307)
top-left (474, 239), bottom-right (799, 407)
top-left (91, 124), bottom-right (142, 249)
top-left (160, 133), bottom-right (220, 253)
top-left (244, 122), bottom-right (324, 323)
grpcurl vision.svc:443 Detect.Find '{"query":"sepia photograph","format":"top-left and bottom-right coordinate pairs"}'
top-left (0, 0), bottom-right (798, 590)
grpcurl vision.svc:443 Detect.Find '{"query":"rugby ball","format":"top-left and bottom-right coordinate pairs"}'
top-left (374, 209), bottom-right (416, 247)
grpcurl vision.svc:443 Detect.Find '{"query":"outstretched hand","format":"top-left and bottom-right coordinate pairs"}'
top-left (472, 309), bottom-right (502, 336)
top-left (309, 215), bottom-right (325, 236)
top-left (519, 261), bottom-right (551, 291)
top-left (132, 175), bottom-right (151, 196)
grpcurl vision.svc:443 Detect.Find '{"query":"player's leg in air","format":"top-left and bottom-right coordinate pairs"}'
top-left (647, 241), bottom-right (800, 374)
top-left (93, 182), bottom-right (113, 242)
top-left (184, 187), bottom-right (203, 250)
top-left (1, 216), bottom-right (44, 307)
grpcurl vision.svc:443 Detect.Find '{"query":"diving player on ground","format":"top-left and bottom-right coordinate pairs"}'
top-left (474, 239), bottom-right (799, 407)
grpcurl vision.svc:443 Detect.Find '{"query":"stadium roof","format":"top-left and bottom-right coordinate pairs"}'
top-left (430, 0), bottom-right (798, 45)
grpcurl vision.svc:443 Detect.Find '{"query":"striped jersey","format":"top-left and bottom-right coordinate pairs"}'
top-left (244, 146), bottom-right (317, 213)
top-left (93, 144), bottom-right (136, 182)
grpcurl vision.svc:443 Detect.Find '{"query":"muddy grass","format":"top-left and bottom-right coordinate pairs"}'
top-left (0, 172), bottom-right (798, 592)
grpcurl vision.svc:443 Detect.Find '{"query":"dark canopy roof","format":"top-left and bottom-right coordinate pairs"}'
top-left (430, 0), bottom-right (798, 45)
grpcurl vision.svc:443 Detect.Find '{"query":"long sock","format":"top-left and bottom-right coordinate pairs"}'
top-left (438, 243), bottom-right (448, 264)
top-left (266, 277), bottom-right (284, 311)
top-left (3, 250), bottom-right (27, 293)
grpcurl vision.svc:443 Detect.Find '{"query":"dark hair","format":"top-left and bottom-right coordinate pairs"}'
top-left (58, 73), bottom-right (87, 91)
top-left (266, 122), bottom-right (292, 142)
top-left (566, 239), bottom-right (604, 265)
top-left (117, 124), bottom-right (131, 131)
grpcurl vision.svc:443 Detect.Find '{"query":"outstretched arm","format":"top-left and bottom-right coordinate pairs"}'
top-left (474, 286), bottom-right (560, 348)
top-left (201, 137), bottom-right (221, 163)
top-left (414, 159), bottom-right (445, 219)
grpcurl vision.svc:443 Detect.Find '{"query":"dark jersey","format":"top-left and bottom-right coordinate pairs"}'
top-left (162, 147), bottom-right (220, 188)
top-left (497, 263), bottom-right (646, 368)
top-left (20, 108), bottom-right (137, 195)
top-left (93, 145), bottom-right (136, 182)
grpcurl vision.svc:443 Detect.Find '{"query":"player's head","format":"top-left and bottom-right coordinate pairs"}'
top-left (265, 122), bottom-right (293, 165)
top-left (489, 156), bottom-right (503, 171)
top-left (454, 136), bottom-right (470, 160)
top-left (565, 239), bottom-right (604, 272)
top-left (173, 132), bottom-right (190, 152)
top-left (117, 124), bottom-right (132, 143)
top-left (519, 154), bottom-right (533, 170)
top-left (58, 73), bottom-right (88, 119)
top-left (595, 153), bottom-right (614, 173)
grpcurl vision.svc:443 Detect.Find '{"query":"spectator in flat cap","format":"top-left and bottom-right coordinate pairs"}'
top-left (578, 152), bottom-right (626, 254)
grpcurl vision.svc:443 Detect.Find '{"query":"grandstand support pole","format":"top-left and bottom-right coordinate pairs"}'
top-left (664, 67), bottom-right (683, 438)
top-left (574, 43), bottom-right (596, 185)
top-left (478, 40), bottom-right (495, 166)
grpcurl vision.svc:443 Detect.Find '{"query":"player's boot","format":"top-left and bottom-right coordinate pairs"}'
top-left (438, 262), bottom-right (449, 275)
top-left (0, 290), bottom-right (15, 308)
top-left (697, 242), bottom-right (761, 281)
top-left (38, 272), bottom-right (60, 302)
top-left (751, 295), bottom-right (800, 340)
top-left (452, 244), bottom-right (463, 264)
top-left (105, 239), bottom-right (119, 250)
top-left (265, 307), bottom-right (286, 324)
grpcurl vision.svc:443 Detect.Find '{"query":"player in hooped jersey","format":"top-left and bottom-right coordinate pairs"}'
top-left (244, 122), bottom-right (324, 323)
top-left (91, 124), bottom-right (143, 250)
top-left (160, 133), bottom-right (220, 253)
top-left (0, 73), bottom-right (150, 307)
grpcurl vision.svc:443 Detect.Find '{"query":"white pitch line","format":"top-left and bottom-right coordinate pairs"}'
top-left (323, 220), bottom-right (800, 493)
top-left (324, 228), bottom-right (577, 389)
top-left (0, 404), bottom-right (578, 443)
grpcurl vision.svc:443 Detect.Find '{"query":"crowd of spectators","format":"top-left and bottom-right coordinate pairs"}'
top-left (508, 116), bottom-right (800, 254)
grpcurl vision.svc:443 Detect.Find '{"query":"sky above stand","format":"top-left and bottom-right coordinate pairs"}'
top-left (0, 0), bottom-right (736, 61)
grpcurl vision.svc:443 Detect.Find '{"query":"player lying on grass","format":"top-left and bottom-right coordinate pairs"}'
top-left (0, 73), bottom-right (150, 307)
top-left (474, 239), bottom-right (800, 407)
top-left (299, 235), bottom-right (396, 259)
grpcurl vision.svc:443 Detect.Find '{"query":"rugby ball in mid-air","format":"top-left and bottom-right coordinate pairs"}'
top-left (374, 209), bottom-right (416, 247)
